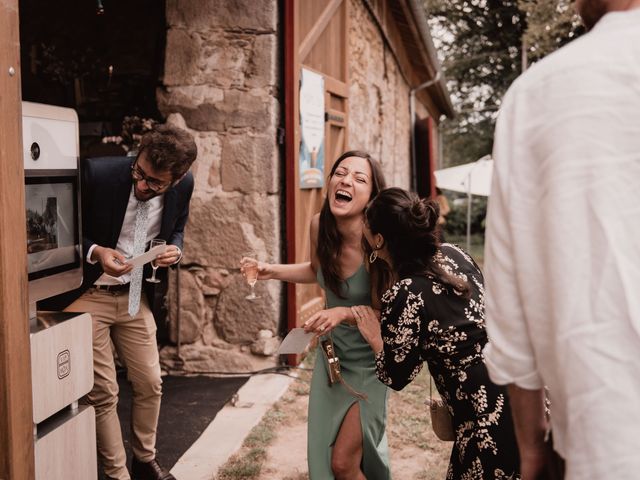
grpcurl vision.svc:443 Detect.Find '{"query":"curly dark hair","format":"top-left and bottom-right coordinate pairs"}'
top-left (138, 124), bottom-right (197, 180)
top-left (365, 187), bottom-right (470, 298)
top-left (317, 150), bottom-right (386, 298)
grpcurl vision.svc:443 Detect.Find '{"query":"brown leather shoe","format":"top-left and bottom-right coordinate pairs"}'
top-left (131, 458), bottom-right (176, 480)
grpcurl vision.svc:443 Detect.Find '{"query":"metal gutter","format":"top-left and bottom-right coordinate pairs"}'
top-left (406, 0), bottom-right (455, 117)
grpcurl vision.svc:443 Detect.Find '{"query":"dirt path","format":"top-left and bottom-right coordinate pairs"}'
top-left (256, 389), bottom-right (308, 480)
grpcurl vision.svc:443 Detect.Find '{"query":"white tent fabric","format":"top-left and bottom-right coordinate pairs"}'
top-left (434, 155), bottom-right (493, 252)
top-left (434, 155), bottom-right (493, 197)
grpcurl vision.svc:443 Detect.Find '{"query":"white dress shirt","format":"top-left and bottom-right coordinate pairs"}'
top-left (483, 9), bottom-right (640, 479)
top-left (88, 187), bottom-right (164, 285)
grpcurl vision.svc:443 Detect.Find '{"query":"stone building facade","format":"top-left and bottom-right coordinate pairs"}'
top-left (349, 0), bottom-right (413, 188)
top-left (156, 0), bottom-right (449, 372)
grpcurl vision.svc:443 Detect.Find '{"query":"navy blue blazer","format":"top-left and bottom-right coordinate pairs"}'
top-left (41, 156), bottom-right (194, 311)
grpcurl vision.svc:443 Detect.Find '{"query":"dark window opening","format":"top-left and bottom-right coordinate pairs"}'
top-left (20, 0), bottom-right (166, 158)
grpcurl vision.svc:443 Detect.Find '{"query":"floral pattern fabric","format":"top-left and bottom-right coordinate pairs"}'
top-left (375, 244), bottom-right (520, 479)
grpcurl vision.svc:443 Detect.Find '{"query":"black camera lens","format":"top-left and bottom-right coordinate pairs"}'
top-left (30, 142), bottom-right (40, 161)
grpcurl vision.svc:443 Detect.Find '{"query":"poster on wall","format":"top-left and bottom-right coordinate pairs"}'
top-left (299, 68), bottom-right (325, 189)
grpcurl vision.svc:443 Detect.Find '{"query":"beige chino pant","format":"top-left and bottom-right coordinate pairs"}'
top-left (66, 288), bottom-right (162, 480)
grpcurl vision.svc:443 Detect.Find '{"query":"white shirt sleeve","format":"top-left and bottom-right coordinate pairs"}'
top-left (482, 92), bottom-right (544, 390)
top-left (86, 243), bottom-right (99, 265)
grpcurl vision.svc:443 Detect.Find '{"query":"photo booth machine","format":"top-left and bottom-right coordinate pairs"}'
top-left (23, 101), bottom-right (97, 480)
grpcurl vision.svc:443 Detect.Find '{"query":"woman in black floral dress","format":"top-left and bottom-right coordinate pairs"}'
top-left (353, 188), bottom-right (520, 480)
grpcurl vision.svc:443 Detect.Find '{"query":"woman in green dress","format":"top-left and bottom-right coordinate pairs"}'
top-left (244, 151), bottom-right (391, 479)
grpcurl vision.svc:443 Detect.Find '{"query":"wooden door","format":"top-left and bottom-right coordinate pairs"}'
top-left (285, 0), bottom-right (349, 364)
top-left (415, 116), bottom-right (439, 199)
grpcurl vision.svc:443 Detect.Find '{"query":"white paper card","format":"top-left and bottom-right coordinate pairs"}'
top-left (125, 244), bottom-right (166, 268)
top-left (277, 328), bottom-right (315, 355)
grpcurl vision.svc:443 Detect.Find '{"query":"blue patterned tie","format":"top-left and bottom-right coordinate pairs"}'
top-left (128, 200), bottom-right (150, 316)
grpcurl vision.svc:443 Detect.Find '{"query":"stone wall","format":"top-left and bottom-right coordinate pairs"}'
top-left (157, 0), bottom-right (282, 373)
top-left (348, 0), bottom-right (413, 190)
top-left (154, 0), bottom-right (438, 373)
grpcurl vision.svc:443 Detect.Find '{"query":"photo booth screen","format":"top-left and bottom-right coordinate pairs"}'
top-left (26, 175), bottom-right (80, 280)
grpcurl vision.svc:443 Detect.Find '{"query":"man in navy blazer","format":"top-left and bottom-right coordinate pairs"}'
top-left (46, 154), bottom-right (194, 311)
top-left (55, 124), bottom-right (197, 480)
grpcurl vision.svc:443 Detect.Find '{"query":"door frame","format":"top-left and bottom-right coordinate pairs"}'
top-left (0, 1), bottom-right (36, 478)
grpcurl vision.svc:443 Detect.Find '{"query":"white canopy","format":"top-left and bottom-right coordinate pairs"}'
top-left (434, 155), bottom-right (494, 252)
top-left (434, 155), bottom-right (493, 197)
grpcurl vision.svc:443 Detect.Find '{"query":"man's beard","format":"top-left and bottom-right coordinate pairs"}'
top-left (134, 185), bottom-right (158, 201)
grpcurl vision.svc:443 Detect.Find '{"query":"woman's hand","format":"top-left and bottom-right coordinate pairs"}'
top-left (304, 307), bottom-right (348, 335)
top-left (352, 305), bottom-right (384, 354)
top-left (240, 257), bottom-right (275, 280)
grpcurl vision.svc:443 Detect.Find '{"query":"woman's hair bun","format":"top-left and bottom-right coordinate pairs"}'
top-left (409, 197), bottom-right (439, 231)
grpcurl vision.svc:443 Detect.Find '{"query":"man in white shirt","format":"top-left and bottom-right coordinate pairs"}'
top-left (483, 1), bottom-right (640, 479)
top-left (48, 125), bottom-right (197, 480)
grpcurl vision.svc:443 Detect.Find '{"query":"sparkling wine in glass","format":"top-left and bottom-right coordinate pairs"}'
top-left (241, 252), bottom-right (260, 300)
top-left (146, 238), bottom-right (167, 283)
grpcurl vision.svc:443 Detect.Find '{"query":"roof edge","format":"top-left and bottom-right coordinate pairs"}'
top-left (405, 0), bottom-right (455, 118)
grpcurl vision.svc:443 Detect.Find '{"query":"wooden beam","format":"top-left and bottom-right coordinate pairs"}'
top-left (330, 127), bottom-right (345, 162)
top-left (299, 0), bottom-right (343, 62)
top-left (284, 0), bottom-right (300, 366)
top-left (0, 1), bottom-right (36, 479)
top-left (342, 0), bottom-right (349, 149)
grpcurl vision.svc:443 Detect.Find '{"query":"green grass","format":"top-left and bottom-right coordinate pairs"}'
top-left (216, 449), bottom-right (265, 479)
top-left (216, 401), bottom-right (291, 479)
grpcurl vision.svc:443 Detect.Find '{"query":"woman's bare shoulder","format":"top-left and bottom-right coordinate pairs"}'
top-left (310, 213), bottom-right (320, 231)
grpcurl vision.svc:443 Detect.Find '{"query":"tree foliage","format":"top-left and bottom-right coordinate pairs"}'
top-left (425, 0), bottom-right (584, 167)
top-left (520, 0), bottom-right (585, 62)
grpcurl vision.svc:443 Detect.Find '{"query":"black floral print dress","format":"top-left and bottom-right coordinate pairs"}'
top-left (375, 244), bottom-right (520, 480)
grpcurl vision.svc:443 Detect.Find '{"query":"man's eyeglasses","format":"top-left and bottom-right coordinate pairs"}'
top-left (131, 162), bottom-right (171, 192)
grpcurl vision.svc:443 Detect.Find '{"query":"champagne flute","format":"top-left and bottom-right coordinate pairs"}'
top-left (146, 238), bottom-right (167, 283)
top-left (240, 251), bottom-right (260, 300)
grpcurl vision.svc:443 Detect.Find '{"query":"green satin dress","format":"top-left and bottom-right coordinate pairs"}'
top-left (308, 265), bottom-right (391, 479)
